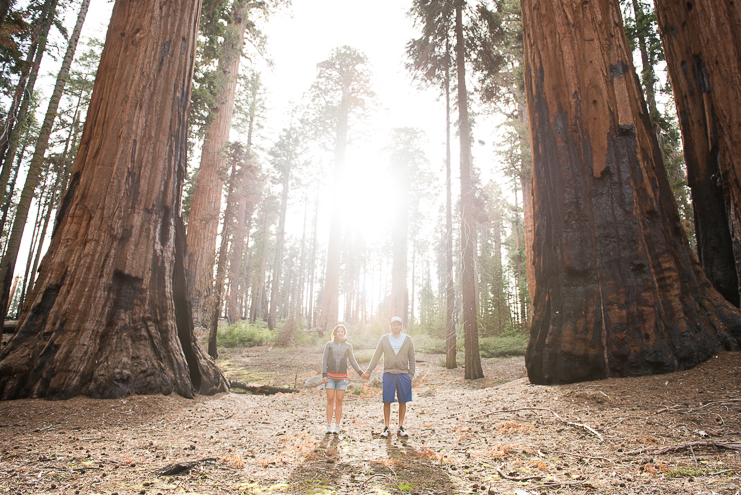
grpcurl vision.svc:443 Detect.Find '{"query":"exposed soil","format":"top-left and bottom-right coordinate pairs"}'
top-left (0, 346), bottom-right (739, 494)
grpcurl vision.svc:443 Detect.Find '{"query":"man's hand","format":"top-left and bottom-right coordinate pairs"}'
top-left (322, 377), bottom-right (328, 385)
top-left (361, 372), bottom-right (370, 380)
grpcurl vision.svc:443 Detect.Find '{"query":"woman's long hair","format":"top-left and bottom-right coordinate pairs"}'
top-left (331, 324), bottom-right (348, 342)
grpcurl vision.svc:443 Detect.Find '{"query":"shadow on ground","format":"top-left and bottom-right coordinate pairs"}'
top-left (287, 433), bottom-right (455, 494)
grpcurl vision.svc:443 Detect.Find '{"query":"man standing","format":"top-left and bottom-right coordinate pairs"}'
top-left (363, 316), bottom-right (415, 438)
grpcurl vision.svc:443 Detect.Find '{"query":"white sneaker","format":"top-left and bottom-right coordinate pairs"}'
top-left (325, 424), bottom-right (333, 435)
top-left (333, 424), bottom-right (340, 435)
top-left (380, 426), bottom-right (391, 438)
top-left (398, 426), bottom-right (409, 437)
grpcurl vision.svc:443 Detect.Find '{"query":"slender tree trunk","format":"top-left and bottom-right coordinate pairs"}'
top-left (0, 0), bottom-right (59, 187)
top-left (410, 246), bottom-right (415, 327)
top-left (208, 156), bottom-right (238, 358)
top-left (630, 0), bottom-right (659, 124)
top-left (307, 190), bottom-right (319, 328)
top-left (18, 177), bottom-right (49, 313)
top-left (249, 211), bottom-right (269, 323)
top-left (23, 0), bottom-right (91, 215)
top-left (297, 195), bottom-right (308, 318)
top-left (268, 169), bottom-right (290, 330)
top-left (227, 118), bottom-right (257, 324)
top-left (0, 0), bottom-right (64, 318)
top-left (185, 0), bottom-right (253, 328)
top-left (0, 140), bottom-right (27, 254)
top-left (455, 1), bottom-right (483, 380)
top-left (522, 0), bottom-right (741, 385)
top-left (654, 0), bottom-right (741, 308)
top-left (0, 0), bottom-right (47, 186)
top-left (518, 102), bottom-right (536, 320)
top-left (0, 0), bottom-right (227, 399)
top-left (318, 93), bottom-right (349, 331)
top-left (391, 159), bottom-right (409, 324)
top-left (444, 36), bottom-right (456, 369)
top-left (25, 174), bottom-right (57, 308)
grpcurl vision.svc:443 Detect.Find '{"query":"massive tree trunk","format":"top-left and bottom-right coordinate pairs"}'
top-left (185, 0), bottom-right (252, 328)
top-left (653, 0), bottom-right (741, 308)
top-left (0, 0), bottom-right (227, 399)
top-left (522, 0), bottom-right (741, 385)
top-left (455, 1), bottom-right (483, 380)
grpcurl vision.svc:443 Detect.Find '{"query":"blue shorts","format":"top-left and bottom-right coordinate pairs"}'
top-left (382, 373), bottom-right (412, 403)
top-left (325, 377), bottom-right (348, 390)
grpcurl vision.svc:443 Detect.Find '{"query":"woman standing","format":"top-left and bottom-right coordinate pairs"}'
top-left (322, 324), bottom-right (363, 434)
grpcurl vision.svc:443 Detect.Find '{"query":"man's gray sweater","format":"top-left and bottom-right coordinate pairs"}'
top-left (366, 333), bottom-right (415, 376)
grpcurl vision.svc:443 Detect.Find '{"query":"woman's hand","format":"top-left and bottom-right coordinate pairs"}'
top-left (323, 377), bottom-right (328, 385)
top-left (361, 372), bottom-right (370, 380)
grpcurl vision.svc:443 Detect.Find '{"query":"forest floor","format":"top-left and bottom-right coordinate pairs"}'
top-left (0, 344), bottom-right (739, 495)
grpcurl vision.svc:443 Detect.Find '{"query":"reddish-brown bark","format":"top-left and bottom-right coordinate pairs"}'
top-left (0, 0), bottom-right (227, 399)
top-left (653, 0), bottom-right (741, 307)
top-left (185, 0), bottom-right (253, 327)
top-left (522, 0), bottom-right (741, 384)
top-left (456, 1), bottom-right (483, 380)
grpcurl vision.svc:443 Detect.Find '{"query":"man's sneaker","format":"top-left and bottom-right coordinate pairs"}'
top-left (379, 426), bottom-right (391, 438)
top-left (398, 426), bottom-right (409, 437)
top-left (325, 424), bottom-right (333, 435)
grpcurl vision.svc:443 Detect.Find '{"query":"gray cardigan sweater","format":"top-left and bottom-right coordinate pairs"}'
top-left (366, 333), bottom-right (415, 376)
top-left (322, 340), bottom-right (363, 378)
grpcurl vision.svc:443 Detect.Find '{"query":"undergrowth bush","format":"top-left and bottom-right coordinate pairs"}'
top-left (218, 321), bottom-right (275, 348)
top-left (478, 333), bottom-right (528, 358)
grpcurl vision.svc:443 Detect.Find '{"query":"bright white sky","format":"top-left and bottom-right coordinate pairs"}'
top-left (14, 0), bottom-right (509, 314)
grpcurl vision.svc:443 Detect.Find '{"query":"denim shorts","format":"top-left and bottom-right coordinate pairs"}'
top-left (325, 377), bottom-right (348, 390)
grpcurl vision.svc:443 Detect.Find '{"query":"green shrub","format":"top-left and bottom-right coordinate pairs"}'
top-left (217, 321), bottom-right (275, 348)
top-left (412, 334), bottom-right (446, 354)
top-left (478, 334), bottom-right (528, 358)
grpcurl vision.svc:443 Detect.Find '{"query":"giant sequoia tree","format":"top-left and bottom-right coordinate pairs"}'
top-left (653, 0), bottom-right (741, 308)
top-left (522, 0), bottom-right (741, 384)
top-left (0, 0), bottom-right (227, 399)
top-left (308, 46), bottom-right (374, 332)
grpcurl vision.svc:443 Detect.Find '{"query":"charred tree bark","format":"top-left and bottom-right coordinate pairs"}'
top-left (522, 0), bottom-right (741, 385)
top-left (653, 0), bottom-right (741, 308)
top-left (185, 0), bottom-right (253, 328)
top-left (455, 1), bottom-right (483, 380)
top-left (0, 0), bottom-right (227, 399)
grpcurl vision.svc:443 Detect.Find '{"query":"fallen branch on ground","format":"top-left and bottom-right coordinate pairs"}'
top-left (538, 449), bottom-right (614, 463)
top-left (229, 381), bottom-right (298, 395)
top-left (474, 407), bottom-right (603, 441)
top-left (652, 441), bottom-right (741, 455)
top-left (496, 466), bottom-right (544, 481)
top-left (155, 458), bottom-right (218, 476)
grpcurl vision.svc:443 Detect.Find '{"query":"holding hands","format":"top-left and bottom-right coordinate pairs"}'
top-left (361, 372), bottom-right (370, 380)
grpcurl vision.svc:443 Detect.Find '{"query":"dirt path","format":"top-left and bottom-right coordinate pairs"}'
top-left (0, 347), bottom-right (739, 494)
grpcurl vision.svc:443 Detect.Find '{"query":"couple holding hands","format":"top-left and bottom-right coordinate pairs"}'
top-left (321, 316), bottom-right (415, 438)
